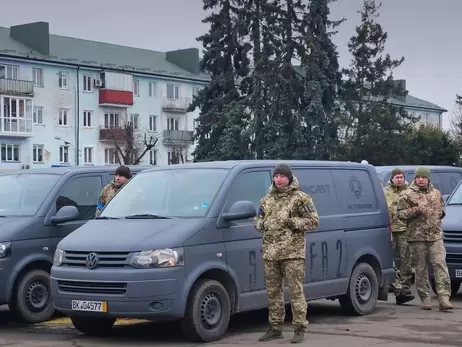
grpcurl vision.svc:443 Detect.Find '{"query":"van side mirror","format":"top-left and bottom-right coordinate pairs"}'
top-left (51, 205), bottom-right (80, 225)
top-left (222, 200), bottom-right (256, 221)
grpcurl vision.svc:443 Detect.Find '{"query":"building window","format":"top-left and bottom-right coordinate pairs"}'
top-left (133, 79), bottom-right (139, 96)
top-left (2, 97), bottom-right (33, 133)
top-left (59, 145), bottom-right (69, 163)
top-left (167, 117), bottom-right (179, 130)
top-left (33, 106), bottom-right (43, 124)
top-left (33, 68), bottom-right (44, 87)
top-left (1, 144), bottom-right (20, 162)
top-left (84, 147), bottom-right (93, 164)
top-left (104, 148), bottom-right (118, 164)
top-left (193, 86), bottom-right (201, 96)
top-left (59, 109), bottom-right (68, 126)
top-left (166, 83), bottom-right (179, 100)
top-left (83, 111), bottom-right (92, 127)
top-left (32, 144), bottom-right (44, 163)
top-left (419, 113), bottom-right (429, 124)
top-left (104, 113), bottom-right (119, 128)
top-left (58, 72), bottom-right (68, 89)
top-left (0, 64), bottom-right (19, 79)
top-left (149, 149), bottom-right (157, 165)
top-left (130, 114), bottom-right (139, 129)
top-left (149, 82), bottom-right (156, 97)
top-left (149, 115), bottom-right (157, 131)
top-left (83, 75), bottom-right (92, 92)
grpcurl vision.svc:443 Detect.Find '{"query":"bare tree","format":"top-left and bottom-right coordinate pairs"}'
top-left (450, 95), bottom-right (462, 150)
top-left (101, 114), bottom-right (158, 165)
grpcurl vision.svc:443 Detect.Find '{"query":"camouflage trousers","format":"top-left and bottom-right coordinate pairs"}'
top-left (392, 232), bottom-right (413, 291)
top-left (263, 259), bottom-right (308, 331)
top-left (409, 239), bottom-right (451, 301)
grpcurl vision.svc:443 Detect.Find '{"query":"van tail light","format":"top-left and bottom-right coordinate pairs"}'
top-left (389, 225), bottom-right (393, 242)
top-left (389, 225), bottom-right (392, 233)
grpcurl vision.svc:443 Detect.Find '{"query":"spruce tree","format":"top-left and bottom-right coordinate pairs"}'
top-left (189, 0), bottom-right (251, 161)
top-left (339, 0), bottom-right (417, 163)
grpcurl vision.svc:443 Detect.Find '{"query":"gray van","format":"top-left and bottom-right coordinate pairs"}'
top-left (375, 165), bottom-right (462, 200)
top-left (0, 165), bottom-right (149, 324)
top-left (50, 160), bottom-right (394, 342)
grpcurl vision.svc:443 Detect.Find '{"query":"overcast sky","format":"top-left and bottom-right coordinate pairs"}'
top-left (3, 0), bottom-right (460, 129)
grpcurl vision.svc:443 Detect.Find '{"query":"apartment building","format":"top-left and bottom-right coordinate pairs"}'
top-left (0, 21), bottom-right (209, 169)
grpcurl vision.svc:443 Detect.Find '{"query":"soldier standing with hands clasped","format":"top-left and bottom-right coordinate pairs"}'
top-left (254, 164), bottom-right (319, 344)
top-left (397, 167), bottom-right (454, 311)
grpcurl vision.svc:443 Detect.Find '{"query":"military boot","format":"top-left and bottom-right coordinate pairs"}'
top-left (421, 299), bottom-right (432, 310)
top-left (396, 292), bottom-right (415, 305)
top-left (439, 297), bottom-right (454, 311)
top-left (258, 327), bottom-right (283, 342)
top-left (291, 326), bottom-right (305, 344)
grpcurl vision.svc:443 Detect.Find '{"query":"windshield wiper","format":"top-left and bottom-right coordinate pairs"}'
top-left (447, 203), bottom-right (462, 206)
top-left (125, 214), bottom-right (171, 219)
top-left (94, 216), bottom-right (119, 220)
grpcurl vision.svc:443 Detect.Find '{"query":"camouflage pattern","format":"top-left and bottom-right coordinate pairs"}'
top-left (396, 181), bottom-right (445, 242)
top-left (392, 232), bottom-right (413, 291)
top-left (254, 176), bottom-right (319, 261)
top-left (411, 239), bottom-right (451, 302)
top-left (95, 180), bottom-right (120, 216)
top-left (383, 180), bottom-right (409, 233)
top-left (264, 259), bottom-right (308, 330)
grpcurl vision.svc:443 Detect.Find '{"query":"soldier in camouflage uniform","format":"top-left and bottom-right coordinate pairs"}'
top-left (95, 165), bottom-right (132, 216)
top-left (397, 167), bottom-right (454, 311)
top-left (254, 164), bottom-right (319, 344)
top-left (383, 168), bottom-right (415, 304)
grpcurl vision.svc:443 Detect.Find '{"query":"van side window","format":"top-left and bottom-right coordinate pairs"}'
top-left (438, 172), bottom-right (462, 195)
top-left (225, 171), bottom-right (272, 222)
top-left (58, 176), bottom-right (103, 220)
top-left (331, 169), bottom-right (378, 214)
top-left (292, 169), bottom-right (339, 216)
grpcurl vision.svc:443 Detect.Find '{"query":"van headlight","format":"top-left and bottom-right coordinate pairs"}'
top-left (129, 248), bottom-right (184, 269)
top-left (53, 249), bottom-right (64, 266)
top-left (0, 242), bottom-right (11, 258)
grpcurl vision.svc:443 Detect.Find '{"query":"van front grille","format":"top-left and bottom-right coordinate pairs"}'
top-left (62, 251), bottom-right (131, 268)
top-left (57, 280), bottom-right (127, 295)
top-left (443, 231), bottom-right (462, 243)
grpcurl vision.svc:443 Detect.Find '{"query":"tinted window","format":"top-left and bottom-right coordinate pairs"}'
top-left (293, 168), bottom-right (339, 216)
top-left (0, 174), bottom-right (60, 216)
top-left (58, 176), bottom-right (103, 220)
top-left (225, 171), bottom-right (271, 222)
top-left (438, 172), bottom-right (462, 195)
top-left (380, 171), bottom-right (414, 185)
top-left (101, 168), bottom-right (229, 218)
top-left (332, 169), bottom-right (377, 214)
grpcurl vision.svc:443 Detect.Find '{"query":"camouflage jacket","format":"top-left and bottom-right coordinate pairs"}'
top-left (383, 180), bottom-right (409, 232)
top-left (396, 181), bottom-right (446, 242)
top-left (254, 176), bottom-right (319, 261)
top-left (95, 180), bottom-right (120, 216)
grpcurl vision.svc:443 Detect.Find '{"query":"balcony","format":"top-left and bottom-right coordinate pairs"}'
top-left (163, 130), bottom-right (194, 146)
top-left (162, 97), bottom-right (192, 113)
top-left (99, 127), bottom-right (127, 142)
top-left (99, 89), bottom-right (133, 107)
top-left (0, 78), bottom-right (34, 97)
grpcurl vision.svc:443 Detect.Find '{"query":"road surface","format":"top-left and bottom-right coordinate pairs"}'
top-left (0, 291), bottom-right (461, 346)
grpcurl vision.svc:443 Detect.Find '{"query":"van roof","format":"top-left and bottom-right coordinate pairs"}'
top-left (0, 165), bottom-right (152, 176)
top-left (142, 160), bottom-right (372, 172)
top-left (375, 165), bottom-right (461, 173)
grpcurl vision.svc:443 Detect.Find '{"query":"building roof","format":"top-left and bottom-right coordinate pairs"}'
top-left (0, 22), bottom-right (210, 82)
top-left (390, 95), bottom-right (447, 113)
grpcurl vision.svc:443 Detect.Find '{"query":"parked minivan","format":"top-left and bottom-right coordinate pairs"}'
top-left (0, 165), bottom-right (149, 324)
top-left (375, 165), bottom-right (462, 200)
top-left (50, 160), bottom-right (394, 342)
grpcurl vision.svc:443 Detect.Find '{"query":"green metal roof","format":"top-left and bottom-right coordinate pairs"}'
top-left (389, 95), bottom-right (447, 113)
top-left (0, 22), bottom-right (210, 82)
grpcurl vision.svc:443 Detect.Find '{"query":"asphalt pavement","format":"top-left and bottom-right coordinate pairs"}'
top-left (0, 290), bottom-right (461, 346)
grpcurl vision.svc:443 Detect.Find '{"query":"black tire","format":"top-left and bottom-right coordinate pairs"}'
top-left (430, 278), bottom-right (460, 297)
top-left (181, 279), bottom-right (231, 342)
top-left (71, 316), bottom-right (116, 336)
top-left (339, 262), bottom-right (379, 316)
top-left (9, 269), bottom-right (55, 323)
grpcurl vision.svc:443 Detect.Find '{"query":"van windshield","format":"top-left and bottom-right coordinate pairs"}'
top-left (0, 174), bottom-right (60, 216)
top-left (100, 168), bottom-right (230, 219)
top-left (447, 183), bottom-right (462, 205)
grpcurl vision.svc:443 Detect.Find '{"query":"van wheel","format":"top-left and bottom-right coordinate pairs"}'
top-left (181, 279), bottom-right (231, 342)
top-left (430, 278), bottom-right (460, 297)
top-left (339, 262), bottom-right (378, 316)
top-left (9, 269), bottom-right (55, 323)
top-left (71, 316), bottom-right (116, 336)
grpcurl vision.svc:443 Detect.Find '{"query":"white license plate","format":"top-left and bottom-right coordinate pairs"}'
top-left (71, 300), bottom-right (107, 312)
top-left (455, 269), bottom-right (462, 278)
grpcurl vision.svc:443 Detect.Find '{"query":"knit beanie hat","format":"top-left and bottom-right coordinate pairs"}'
top-left (391, 168), bottom-right (404, 179)
top-left (414, 167), bottom-right (431, 180)
top-left (273, 163), bottom-right (293, 183)
top-left (115, 165), bottom-right (132, 179)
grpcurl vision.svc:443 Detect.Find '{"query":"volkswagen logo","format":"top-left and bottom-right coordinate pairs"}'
top-left (85, 252), bottom-right (99, 270)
